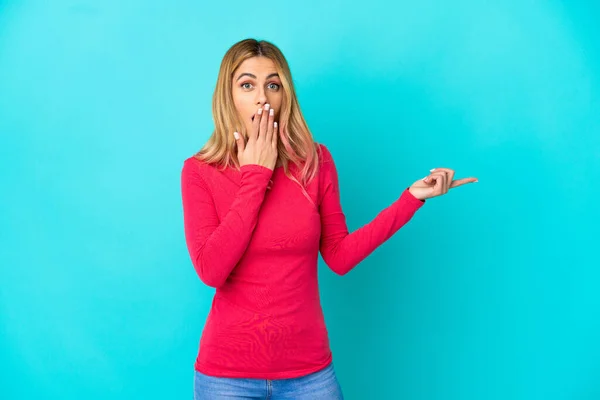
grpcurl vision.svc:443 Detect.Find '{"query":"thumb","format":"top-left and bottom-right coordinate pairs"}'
top-left (233, 131), bottom-right (245, 154)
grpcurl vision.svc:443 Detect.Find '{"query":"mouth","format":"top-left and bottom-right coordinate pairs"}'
top-left (250, 113), bottom-right (277, 123)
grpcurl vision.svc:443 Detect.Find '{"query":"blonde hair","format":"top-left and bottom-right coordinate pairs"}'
top-left (194, 38), bottom-right (320, 197)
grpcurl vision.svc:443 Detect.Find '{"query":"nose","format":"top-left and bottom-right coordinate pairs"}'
top-left (255, 86), bottom-right (268, 107)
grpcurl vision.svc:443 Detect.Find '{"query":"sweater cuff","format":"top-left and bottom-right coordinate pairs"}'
top-left (403, 187), bottom-right (426, 206)
top-left (240, 164), bottom-right (274, 186)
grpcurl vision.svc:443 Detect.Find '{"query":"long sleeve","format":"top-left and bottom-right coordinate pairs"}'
top-left (317, 145), bottom-right (425, 275)
top-left (181, 160), bottom-right (273, 288)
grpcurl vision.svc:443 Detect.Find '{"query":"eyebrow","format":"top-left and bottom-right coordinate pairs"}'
top-left (235, 72), bottom-right (280, 82)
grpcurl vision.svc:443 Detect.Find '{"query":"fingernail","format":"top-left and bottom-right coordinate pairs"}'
top-left (430, 168), bottom-right (436, 172)
top-left (265, 104), bottom-right (270, 110)
top-left (422, 176), bottom-right (428, 181)
top-left (274, 122), bottom-right (278, 128)
top-left (258, 108), bottom-right (263, 114)
top-left (233, 131), bottom-right (240, 139)
top-left (270, 108), bottom-right (274, 116)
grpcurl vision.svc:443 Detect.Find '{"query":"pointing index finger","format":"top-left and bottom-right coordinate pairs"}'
top-left (449, 177), bottom-right (478, 188)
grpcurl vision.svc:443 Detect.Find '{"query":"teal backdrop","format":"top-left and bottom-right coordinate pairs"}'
top-left (1, 1), bottom-right (598, 399)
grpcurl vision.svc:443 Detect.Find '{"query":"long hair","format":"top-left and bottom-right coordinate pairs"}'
top-left (194, 38), bottom-right (320, 195)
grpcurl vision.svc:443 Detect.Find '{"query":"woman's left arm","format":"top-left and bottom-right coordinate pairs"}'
top-left (317, 145), bottom-right (426, 275)
top-left (317, 145), bottom-right (477, 276)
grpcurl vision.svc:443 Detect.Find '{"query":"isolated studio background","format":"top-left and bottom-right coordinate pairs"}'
top-left (1, 1), bottom-right (599, 399)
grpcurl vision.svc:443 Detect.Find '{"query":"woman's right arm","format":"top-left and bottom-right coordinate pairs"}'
top-left (181, 160), bottom-right (273, 288)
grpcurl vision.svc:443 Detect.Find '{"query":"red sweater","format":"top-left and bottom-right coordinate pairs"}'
top-left (181, 143), bottom-right (425, 379)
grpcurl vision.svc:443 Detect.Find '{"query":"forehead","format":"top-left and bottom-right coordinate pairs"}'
top-left (234, 56), bottom-right (278, 77)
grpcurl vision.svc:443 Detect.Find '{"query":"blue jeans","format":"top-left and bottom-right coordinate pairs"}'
top-left (193, 362), bottom-right (344, 399)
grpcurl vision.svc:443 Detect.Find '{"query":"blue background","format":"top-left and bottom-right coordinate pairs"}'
top-left (1, 1), bottom-right (598, 399)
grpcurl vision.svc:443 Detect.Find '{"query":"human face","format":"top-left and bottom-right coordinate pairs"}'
top-left (232, 56), bottom-right (283, 137)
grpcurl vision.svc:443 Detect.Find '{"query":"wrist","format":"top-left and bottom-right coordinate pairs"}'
top-left (408, 187), bottom-right (426, 202)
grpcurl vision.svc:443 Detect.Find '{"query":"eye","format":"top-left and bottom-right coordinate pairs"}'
top-left (268, 83), bottom-right (280, 90)
top-left (241, 82), bottom-right (252, 90)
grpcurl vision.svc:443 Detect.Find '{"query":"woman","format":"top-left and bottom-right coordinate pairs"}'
top-left (181, 38), bottom-right (477, 399)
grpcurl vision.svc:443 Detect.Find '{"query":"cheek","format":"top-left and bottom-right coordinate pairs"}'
top-left (233, 99), bottom-right (252, 117)
top-left (233, 90), bottom-right (251, 107)
top-left (269, 94), bottom-right (283, 111)
top-left (232, 94), bottom-right (243, 108)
